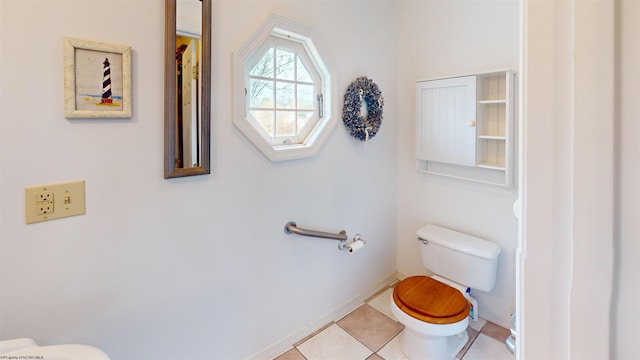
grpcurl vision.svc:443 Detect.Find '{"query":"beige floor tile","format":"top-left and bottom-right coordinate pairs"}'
top-left (467, 317), bottom-right (486, 332)
top-left (456, 326), bottom-right (479, 358)
top-left (366, 353), bottom-right (385, 360)
top-left (480, 321), bottom-right (510, 342)
top-left (274, 347), bottom-right (306, 360)
top-left (297, 324), bottom-right (373, 360)
top-left (462, 333), bottom-right (514, 360)
top-left (337, 304), bottom-right (404, 352)
top-left (367, 288), bottom-right (397, 321)
top-left (376, 334), bottom-right (409, 360)
top-left (293, 322), bottom-right (334, 348)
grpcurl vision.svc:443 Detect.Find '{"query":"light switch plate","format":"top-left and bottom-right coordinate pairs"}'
top-left (25, 180), bottom-right (85, 224)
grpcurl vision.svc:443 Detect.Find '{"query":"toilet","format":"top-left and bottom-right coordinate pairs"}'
top-left (0, 338), bottom-right (110, 359)
top-left (391, 224), bottom-right (501, 360)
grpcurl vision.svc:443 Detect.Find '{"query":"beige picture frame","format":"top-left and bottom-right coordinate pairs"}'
top-left (64, 37), bottom-right (132, 118)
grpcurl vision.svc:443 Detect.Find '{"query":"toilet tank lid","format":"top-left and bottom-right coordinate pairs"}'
top-left (417, 224), bottom-right (501, 259)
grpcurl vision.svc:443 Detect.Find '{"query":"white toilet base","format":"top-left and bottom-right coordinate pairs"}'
top-left (391, 296), bottom-right (469, 360)
top-left (398, 326), bottom-right (469, 360)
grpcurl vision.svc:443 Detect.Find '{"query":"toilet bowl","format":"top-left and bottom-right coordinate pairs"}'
top-left (391, 276), bottom-right (471, 359)
top-left (0, 338), bottom-right (110, 360)
top-left (392, 224), bottom-right (501, 360)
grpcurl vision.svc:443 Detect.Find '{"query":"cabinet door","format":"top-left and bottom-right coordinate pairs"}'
top-left (416, 76), bottom-right (477, 167)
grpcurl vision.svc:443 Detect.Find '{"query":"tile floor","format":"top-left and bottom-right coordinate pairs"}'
top-left (274, 284), bottom-right (514, 360)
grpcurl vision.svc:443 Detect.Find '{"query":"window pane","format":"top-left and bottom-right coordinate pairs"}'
top-left (249, 79), bottom-right (273, 109)
top-left (275, 111), bottom-right (295, 137)
top-left (297, 111), bottom-right (313, 130)
top-left (275, 49), bottom-right (295, 80)
top-left (275, 81), bottom-right (295, 109)
top-left (297, 57), bottom-right (313, 83)
top-left (250, 110), bottom-right (274, 136)
top-left (250, 48), bottom-right (274, 78)
top-left (297, 84), bottom-right (314, 110)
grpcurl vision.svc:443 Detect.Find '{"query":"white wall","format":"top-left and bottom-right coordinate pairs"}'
top-left (0, 1), bottom-right (398, 359)
top-left (395, 0), bottom-right (520, 328)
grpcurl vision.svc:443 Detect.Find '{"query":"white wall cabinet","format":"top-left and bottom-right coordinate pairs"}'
top-left (416, 70), bottom-right (515, 187)
top-left (415, 75), bottom-right (477, 167)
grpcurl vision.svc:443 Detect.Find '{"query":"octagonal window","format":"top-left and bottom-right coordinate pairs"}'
top-left (233, 15), bottom-right (334, 162)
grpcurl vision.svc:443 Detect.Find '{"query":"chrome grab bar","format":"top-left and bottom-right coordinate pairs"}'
top-left (284, 221), bottom-right (348, 241)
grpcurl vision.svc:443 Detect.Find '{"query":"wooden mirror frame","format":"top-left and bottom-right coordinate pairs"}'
top-left (164, 0), bottom-right (211, 178)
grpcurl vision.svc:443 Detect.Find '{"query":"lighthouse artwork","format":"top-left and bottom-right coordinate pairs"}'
top-left (73, 48), bottom-right (123, 111)
top-left (64, 37), bottom-right (132, 118)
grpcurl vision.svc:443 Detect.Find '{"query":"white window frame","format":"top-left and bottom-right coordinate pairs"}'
top-left (233, 14), bottom-right (335, 162)
top-left (246, 36), bottom-right (321, 145)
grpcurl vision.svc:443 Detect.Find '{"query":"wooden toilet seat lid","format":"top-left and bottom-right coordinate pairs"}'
top-left (393, 276), bottom-right (470, 324)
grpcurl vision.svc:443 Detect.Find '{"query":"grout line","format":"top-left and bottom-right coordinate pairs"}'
top-left (459, 327), bottom-right (482, 359)
top-left (292, 321), bottom-right (335, 348)
top-left (374, 329), bottom-right (403, 357)
top-left (297, 347), bottom-right (309, 360)
top-left (363, 284), bottom-right (393, 304)
top-left (335, 303), bottom-right (368, 323)
top-left (479, 320), bottom-right (511, 342)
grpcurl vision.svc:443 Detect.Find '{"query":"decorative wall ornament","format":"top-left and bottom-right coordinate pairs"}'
top-left (64, 37), bottom-right (132, 119)
top-left (342, 76), bottom-right (384, 142)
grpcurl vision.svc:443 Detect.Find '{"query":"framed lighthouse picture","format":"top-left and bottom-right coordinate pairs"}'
top-left (64, 37), bottom-right (132, 118)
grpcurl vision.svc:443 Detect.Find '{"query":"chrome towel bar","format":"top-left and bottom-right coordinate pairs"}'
top-left (284, 221), bottom-right (348, 241)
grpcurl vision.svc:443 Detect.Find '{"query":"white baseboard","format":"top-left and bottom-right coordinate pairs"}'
top-left (247, 272), bottom-right (398, 360)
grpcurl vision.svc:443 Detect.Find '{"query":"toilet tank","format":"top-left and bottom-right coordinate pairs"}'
top-left (417, 224), bottom-right (501, 292)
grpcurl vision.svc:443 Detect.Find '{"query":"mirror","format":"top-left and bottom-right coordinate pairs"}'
top-left (164, 0), bottom-right (211, 178)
